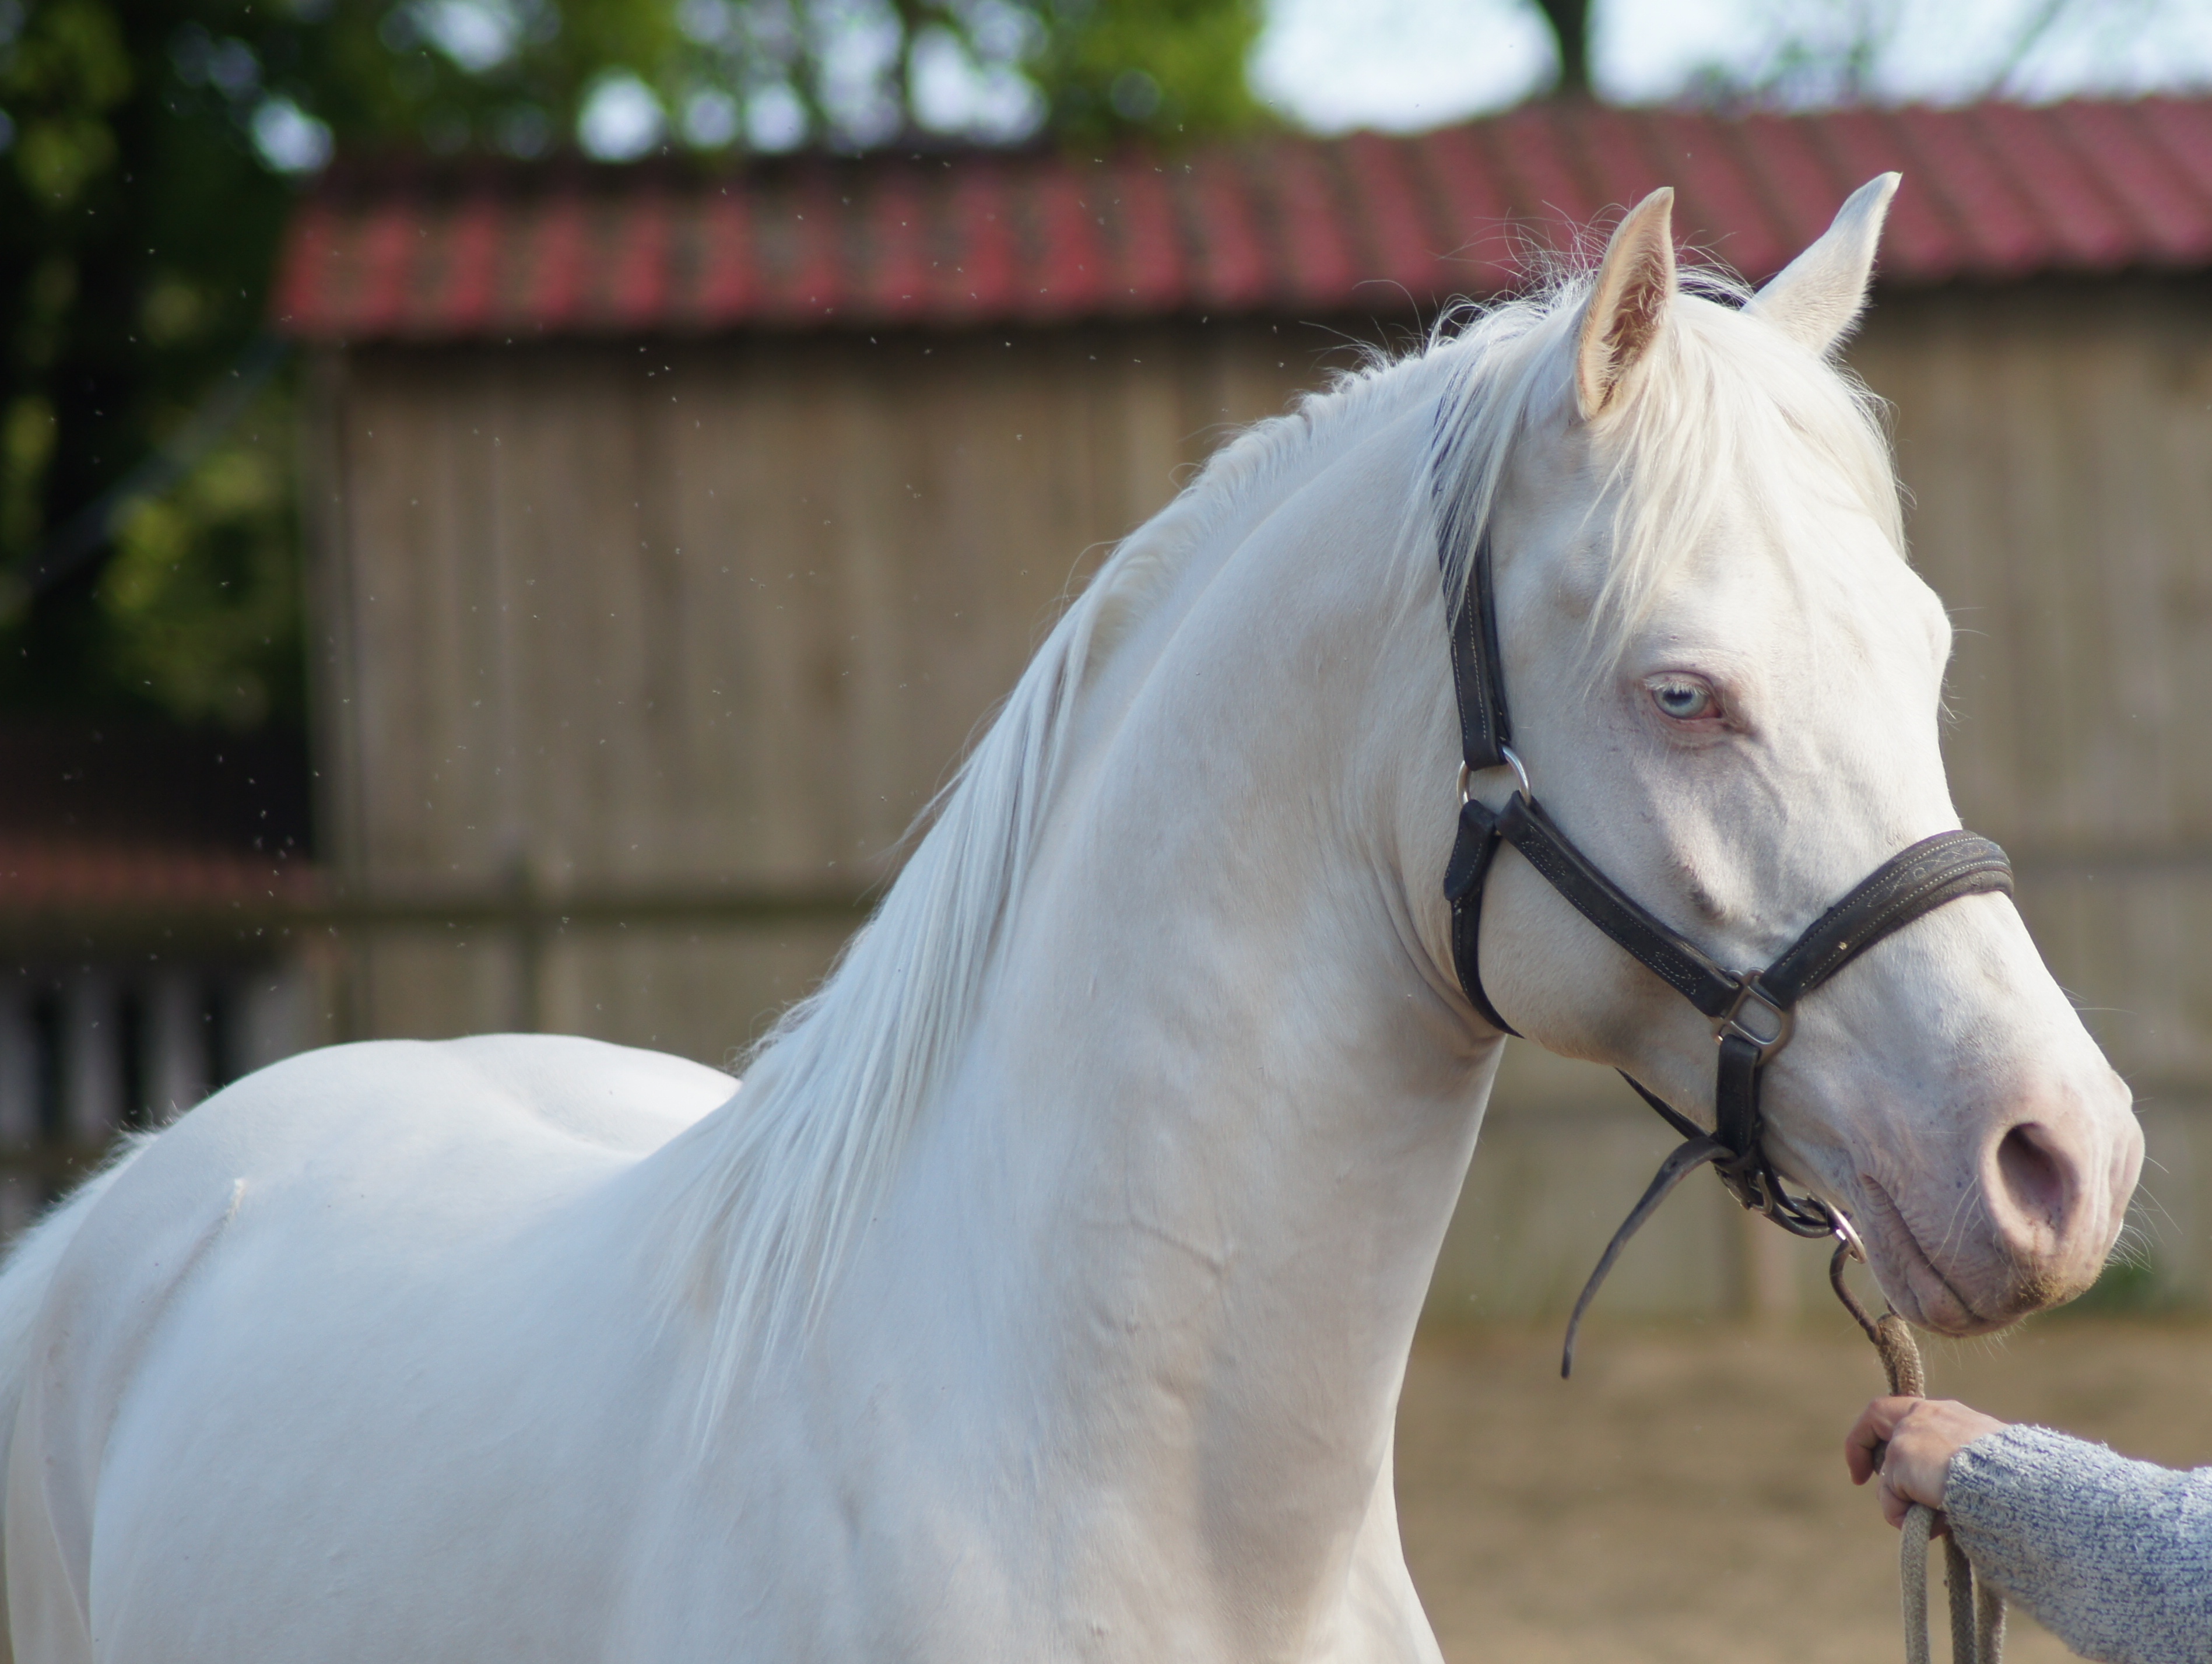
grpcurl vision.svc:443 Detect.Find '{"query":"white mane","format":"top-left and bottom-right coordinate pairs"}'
top-left (657, 252), bottom-right (1909, 1422)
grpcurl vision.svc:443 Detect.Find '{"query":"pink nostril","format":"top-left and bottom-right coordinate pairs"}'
top-left (1997, 1123), bottom-right (2070, 1228)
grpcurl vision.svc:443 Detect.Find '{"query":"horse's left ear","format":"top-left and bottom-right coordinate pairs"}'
top-left (1575, 187), bottom-right (1677, 420)
top-left (1744, 173), bottom-right (1901, 356)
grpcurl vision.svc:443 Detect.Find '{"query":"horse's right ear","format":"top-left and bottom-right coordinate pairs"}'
top-left (1575, 187), bottom-right (1678, 421)
top-left (1744, 173), bottom-right (1900, 356)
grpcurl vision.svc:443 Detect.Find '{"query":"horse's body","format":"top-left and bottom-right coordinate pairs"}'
top-left (5, 1040), bottom-right (732, 1659)
top-left (0, 183), bottom-right (2140, 1662)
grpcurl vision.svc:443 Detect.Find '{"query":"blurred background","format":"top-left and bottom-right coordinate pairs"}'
top-left (5, 1), bottom-right (2212, 1654)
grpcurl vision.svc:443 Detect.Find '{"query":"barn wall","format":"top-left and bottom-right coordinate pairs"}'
top-left (1860, 275), bottom-right (2212, 1309)
top-left (311, 321), bottom-right (1321, 1053)
top-left (311, 275), bottom-right (2212, 1323)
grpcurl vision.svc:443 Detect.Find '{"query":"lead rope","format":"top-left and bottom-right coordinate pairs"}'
top-left (1829, 1241), bottom-right (2005, 1664)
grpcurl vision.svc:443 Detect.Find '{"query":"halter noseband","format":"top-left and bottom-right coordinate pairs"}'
top-left (1440, 532), bottom-right (2016, 1376)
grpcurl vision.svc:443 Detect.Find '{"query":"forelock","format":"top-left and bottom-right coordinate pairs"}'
top-left (1430, 261), bottom-right (1906, 681)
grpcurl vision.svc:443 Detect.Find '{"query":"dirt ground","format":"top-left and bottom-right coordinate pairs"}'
top-left (1395, 1314), bottom-right (2212, 1663)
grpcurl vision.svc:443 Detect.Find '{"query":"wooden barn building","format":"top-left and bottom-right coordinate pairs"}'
top-left (261, 95), bottom-right (2212, 1317)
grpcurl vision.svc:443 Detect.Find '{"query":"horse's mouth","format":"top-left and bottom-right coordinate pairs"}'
top-left (1856, 1173), bottom-right (1995, 1336)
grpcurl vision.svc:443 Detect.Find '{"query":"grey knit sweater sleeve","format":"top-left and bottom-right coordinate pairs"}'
top-left (1943, 1424), bottom-right (2212, 1664)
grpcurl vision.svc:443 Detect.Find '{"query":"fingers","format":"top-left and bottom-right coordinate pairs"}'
top-left (1879, 1473), bottom-right (1911, 1529)
top-left (1877, 1482), bottom-right (1951, 1536)
top-left (1848, 1398), bottom-right (2011, 1523)
top-left (1844, 1396), bottom-right (1915, 1484)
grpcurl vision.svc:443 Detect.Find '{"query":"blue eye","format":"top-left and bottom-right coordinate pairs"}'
top-left (1648, 676), bottom-right (1718, 721)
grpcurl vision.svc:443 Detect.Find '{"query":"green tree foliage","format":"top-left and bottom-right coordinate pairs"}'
top-left (0, 0), bottom-right (308, 726)
top-left (0, 0), bottom-right (1262, 732)
top-left (1031, 0), bottom-right (1261, 144)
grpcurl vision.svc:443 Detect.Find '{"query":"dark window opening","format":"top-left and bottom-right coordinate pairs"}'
top-left (27, 989), bottom-right (62, 1143)
top-left (118, 987), bottom-right (149, 1131)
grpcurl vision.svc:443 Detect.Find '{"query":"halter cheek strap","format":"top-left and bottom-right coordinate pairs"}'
top-left (1440, 531), bottom-right (1521, 1037)
top-left (1438, 532), bottom-right (2016, 1376)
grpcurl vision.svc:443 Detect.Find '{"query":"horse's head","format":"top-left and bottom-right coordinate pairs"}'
top-left (1457, 180), bottom-right (2140, 1335)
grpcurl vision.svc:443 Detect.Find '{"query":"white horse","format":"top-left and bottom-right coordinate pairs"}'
top-left (0, 179), bottom-right (2139, 1662)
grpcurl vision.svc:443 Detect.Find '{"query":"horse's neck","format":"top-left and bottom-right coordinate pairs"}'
top-left (833, 412), bottom-right (1498, 1634)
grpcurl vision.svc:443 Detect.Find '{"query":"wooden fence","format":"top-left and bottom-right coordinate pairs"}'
top-left (0, 880), bottom-right (858, 1234)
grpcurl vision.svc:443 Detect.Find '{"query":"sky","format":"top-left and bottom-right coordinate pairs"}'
top-left (540, 0), bottom-right (2212, 166)
top-left (1251, 0), bottom-right (2212, 134)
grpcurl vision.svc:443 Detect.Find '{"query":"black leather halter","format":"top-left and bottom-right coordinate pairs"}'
top-left (1440, 532), bottom-right (2016, 1375)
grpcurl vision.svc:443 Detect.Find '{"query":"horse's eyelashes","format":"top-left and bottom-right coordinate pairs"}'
top-left (1645, 675), bottom-right (1719, 721)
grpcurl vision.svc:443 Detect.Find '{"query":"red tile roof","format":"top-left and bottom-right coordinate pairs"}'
top-left (273, 96), bottom-right (2212, 342)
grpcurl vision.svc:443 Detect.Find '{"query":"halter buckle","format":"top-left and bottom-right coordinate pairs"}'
top-left (1714, 977), bottom-right (1793, 1059)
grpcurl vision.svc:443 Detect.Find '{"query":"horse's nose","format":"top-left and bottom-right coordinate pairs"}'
top-left (1982, 1076), bottom-right (2140, 1312)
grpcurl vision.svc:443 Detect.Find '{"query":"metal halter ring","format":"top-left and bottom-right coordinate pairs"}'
top-left (1830, 1208), bottom-right (1867, 1263)
top-left (1500, 746), bottom-right (1532, 798)
top-left (1456, 746), bottom-right (1534, 806)
top-left (1714, 977), bottom-right (1793, 1059)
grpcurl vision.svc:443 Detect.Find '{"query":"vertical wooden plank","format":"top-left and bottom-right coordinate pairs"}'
top-left (60, 973), bottom-right (120, 1145)
top-left (1855, 278), bottom-right (2212, 1114)
top-left (0, 985), bottom-right (36, 1237)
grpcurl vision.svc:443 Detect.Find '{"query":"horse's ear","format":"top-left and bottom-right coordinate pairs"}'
top-left (1575, 187), bottom-right (1677, 420)
top-left (1744, 173), bottom-right (1900, 356)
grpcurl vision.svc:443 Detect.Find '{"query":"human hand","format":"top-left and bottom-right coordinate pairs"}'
top-left (1846, 1397), bottom-right (2009, 1529)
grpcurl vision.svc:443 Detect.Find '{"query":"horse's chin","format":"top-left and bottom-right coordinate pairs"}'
top-left (1855, 1175), bottom-right (2004, 1339)
top-left (1856, 1174), bottom-right (2095, 1338)
top-left (1870, 1264), bottom-right (2003, 1339)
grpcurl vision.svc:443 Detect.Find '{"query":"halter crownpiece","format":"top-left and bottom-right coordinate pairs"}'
top-left (1437, 531), bottom-right (2016, 1378)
